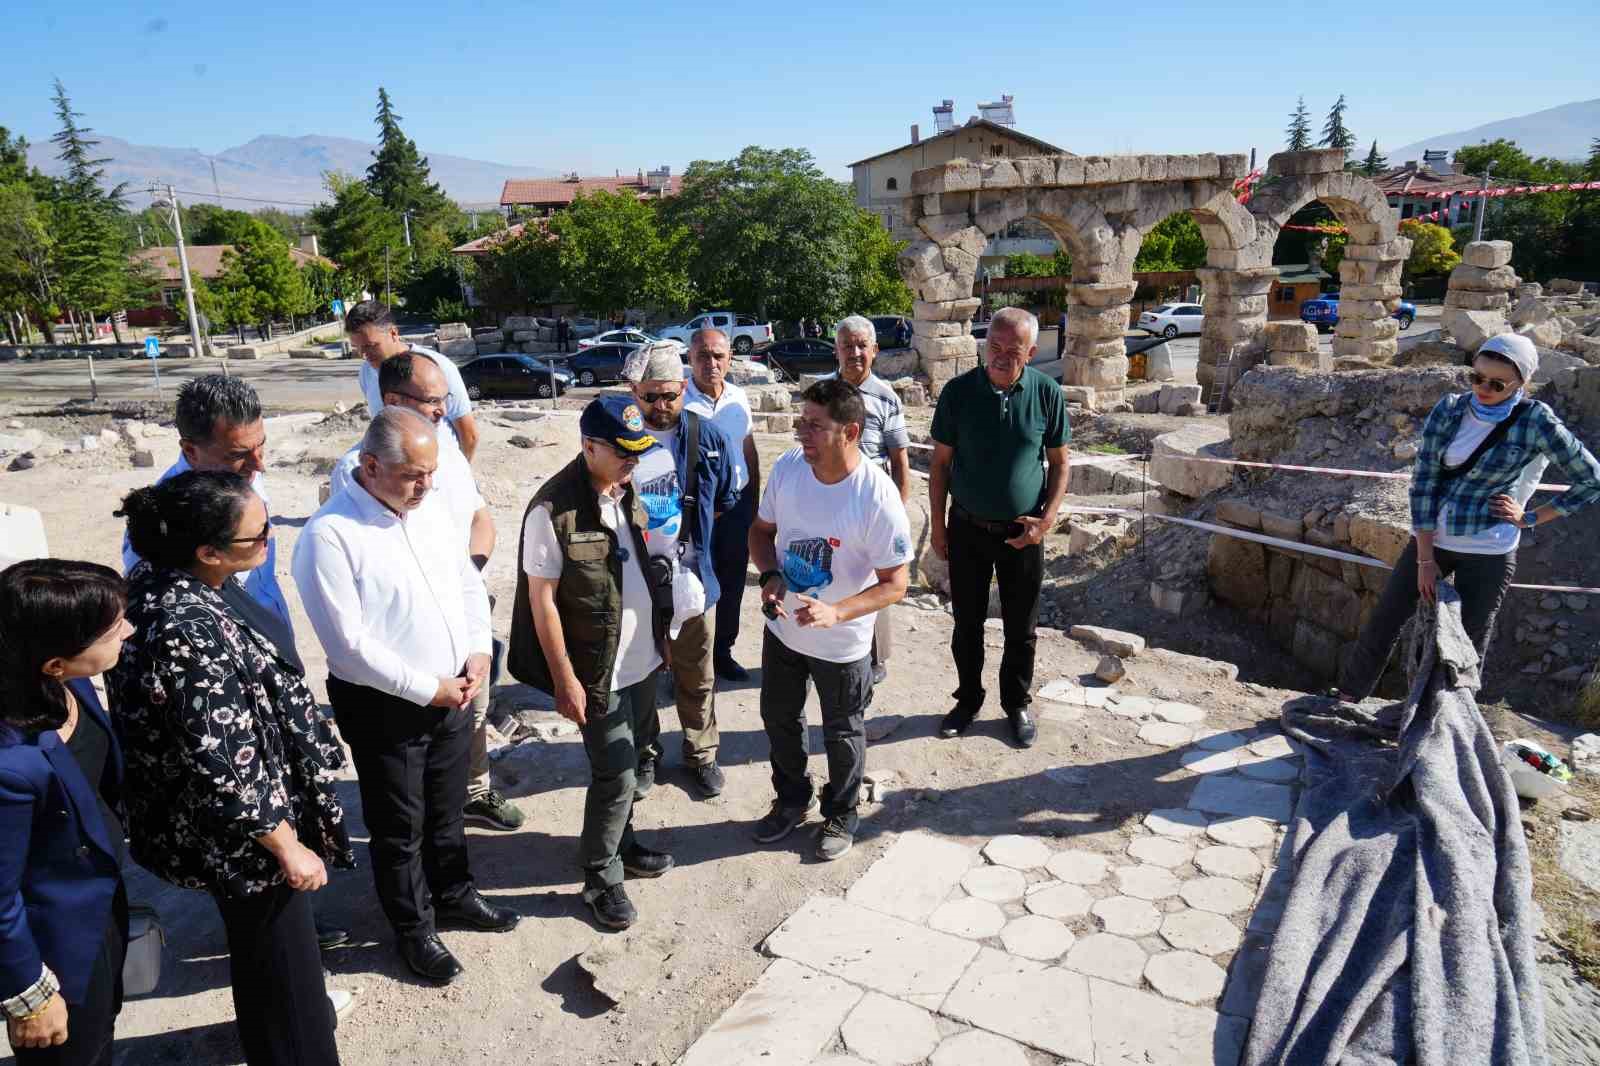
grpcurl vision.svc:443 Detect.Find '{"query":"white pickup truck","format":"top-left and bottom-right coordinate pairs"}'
top-left (656, 311), bottom-right (773, 354)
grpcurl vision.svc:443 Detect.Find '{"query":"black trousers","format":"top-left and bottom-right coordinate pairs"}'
top-left (329, 676), bottom-right (474, 940)
top-left (947, 507), bottom-right (1045, 713)
top-left (711, 482), bottom-right (758, 661)
top-left (13, 886), bottom-right (127, 1066)
top-left (1339, 539), bottom-right (1517, 700)
top-left (213, 883), bottom-right (338, 1066)
top-left (759, 629), bottom-right (871, 830)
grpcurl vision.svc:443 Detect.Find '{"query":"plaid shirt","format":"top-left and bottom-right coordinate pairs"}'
top-left (1411, 393), bottom-right (1600, 534)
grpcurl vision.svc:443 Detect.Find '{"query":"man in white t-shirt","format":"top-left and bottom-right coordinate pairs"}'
top-left (345, 300), bottom-right (480, 461)
top-left (748, 379), bottom-right (912, 861)
top-left (507, 395), bottom-right (674, 931)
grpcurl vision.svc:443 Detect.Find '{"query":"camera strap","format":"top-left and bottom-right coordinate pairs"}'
top-left (678, 410), bottom-right (701, 559)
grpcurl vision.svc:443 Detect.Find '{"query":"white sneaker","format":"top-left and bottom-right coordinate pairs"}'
top-left (327, 988), bottom-right (357, 1023)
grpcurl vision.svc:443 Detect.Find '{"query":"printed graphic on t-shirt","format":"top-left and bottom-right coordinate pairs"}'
top-left (638, 470), bottom-right (682, 540)
top-left (783, 536), bottom-right (836, 595)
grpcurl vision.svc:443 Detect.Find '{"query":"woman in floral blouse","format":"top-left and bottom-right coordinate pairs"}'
top-left (107, 471), bottom-right (353, 1066)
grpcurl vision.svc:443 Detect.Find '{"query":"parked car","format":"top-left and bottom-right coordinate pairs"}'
top-left (563, 343), bottom-right (639, 386)
top-left (870, 315), bottom-right (912, 349)
top-left (578, 328), bottom-right (676, 351)
top-left (757, 338), bottom-right (837, 380)
top-left (459, 354), bottom-right (573, 399)
top-left (1299, 292), bottom-right (1417, 332)
top-left (1137, 303), bottom-right (1204, 338)
top-left (657, 311), bottom-right (774, 355)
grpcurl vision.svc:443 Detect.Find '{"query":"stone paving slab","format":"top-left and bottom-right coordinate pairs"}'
top-left (679, 958), bottom-right (862, 1066)
top-left (846, 831), bottom-right (978, 922)
top-left (1187, 773), bottom-right (1295, 822)
top-left (928, 1029), bottom-right (1030, 1066)
top-left (1089, 976), bottom-right (1248, 1066)
top-left (840, 991), bottom-right (940, 1065)
top-left (941, 946), bottom-right (1096, 1063)
top-left (764, 896), bottom-right (980, 1009)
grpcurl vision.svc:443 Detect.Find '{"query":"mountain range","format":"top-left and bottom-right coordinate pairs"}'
top-left (25, 133), bottom-right (555, 210)
top-left (1386, 98), bottom-right (1599, 166)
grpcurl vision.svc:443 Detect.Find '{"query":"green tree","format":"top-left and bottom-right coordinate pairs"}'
top-left (0, 180), bottom-right (55, 340)
top-left (1135, 213), bottom-right (1207, 272)
top-left (550, 190), bottom-right (692, 314)
top-left (838, 207), bottom-right (910, 316)
top-left (471, 224), bottom-right (562, 312)
top-left (1397, 220), bottom-right (1460, 276)
top-left (1319, 94), bottom-right (1355, 158)
top-left (1449, 139), bottom-right (1589, 280)
top-left (1285, 96), bottom-right (1313, 152)
top-left (1001, 251), bottom-right (1054, 278)
top-left (310, 171), bottom-right (405, 298)
top-left (203, 218), bottom-right (307, 338)
top-left (1360, 140), bottom-right (1387, 176)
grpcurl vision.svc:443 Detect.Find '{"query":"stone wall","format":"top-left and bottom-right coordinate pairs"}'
top-left (1441, 241), bottom-right (1518, 352)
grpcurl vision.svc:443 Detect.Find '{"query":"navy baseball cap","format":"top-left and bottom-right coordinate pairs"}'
top-left (580, 394), bottom-right (659, 456)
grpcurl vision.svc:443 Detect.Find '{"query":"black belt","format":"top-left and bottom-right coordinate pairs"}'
top-left (950, 503), bottom-right (1015, 535)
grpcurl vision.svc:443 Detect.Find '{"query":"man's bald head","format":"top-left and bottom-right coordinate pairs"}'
top-left (378, 352), bottom-right (450, 425)
top-left (358, 406), bottom-right (439, 512)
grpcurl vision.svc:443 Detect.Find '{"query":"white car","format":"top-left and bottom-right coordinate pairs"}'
top-left (578, 329), bottom-right (677, 352)
top-left (1137, 303), bottom-right (1204, 339)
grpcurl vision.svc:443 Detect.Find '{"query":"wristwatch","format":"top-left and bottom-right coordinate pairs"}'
top-left (1521, 510), bottom-right (1539, 529)
top-left (758, 569), bottom-right (783, 588)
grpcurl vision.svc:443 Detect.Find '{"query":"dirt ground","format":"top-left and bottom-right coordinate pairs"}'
top-left (1, 369), bottom-right (1595, 1065)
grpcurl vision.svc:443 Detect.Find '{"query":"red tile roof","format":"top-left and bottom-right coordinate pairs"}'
top-left (499, 175), bottom-right (683, 207)
top-left (1371, 165), bottom-right (1483, 198)
top-left (131, 245), bottom-right (334, 283)
top-left (451, 222), bottom-right (535, 255)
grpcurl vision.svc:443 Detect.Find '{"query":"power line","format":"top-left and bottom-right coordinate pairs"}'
top-left (162, 187), bottom-right (321, 208)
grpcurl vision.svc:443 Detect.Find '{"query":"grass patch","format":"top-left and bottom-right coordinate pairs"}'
top-left (1528, 775), bottom-right (1600, 985)
top-left (1082, 442), bottom-right (1127, 455)
top-left (1566, 677), bottom-right (1600, 731)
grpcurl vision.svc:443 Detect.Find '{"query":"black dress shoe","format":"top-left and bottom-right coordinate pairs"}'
top-left (436, 889), bottom-right (521, 932)
top-left (314, 918), bottom-right (351, 952)
top-left (399, 934), bottom-right (463, 983)
top-left (714, 655), bottom-right (749, 682)
top-left (690, 760), bottom-right (725, 798)
top-left (939, 705), bottom-right (980, 738)
top-left (586, 883), bottom-right (637, 930)
top-left (1008, 707), bottom-right (1038, 748)
top-left (621, 843), bottom-right (675, 878)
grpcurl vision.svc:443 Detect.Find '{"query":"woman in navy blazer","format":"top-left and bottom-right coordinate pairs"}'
top-left (0, 560), bottom-right (132, 1066)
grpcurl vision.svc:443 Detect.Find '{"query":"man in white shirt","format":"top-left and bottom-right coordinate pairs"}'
top-left (345, 300), bottom-right (480, 461)
top-left (293, 407), bottom-right (517, 984)
top-left (748, 378), bottom-right (912, 861)
top-left (329, 353), bottom-right (522, 834)
top-left (507, 395), bottom-right (675, 931)
top-left (683, 328), bottom-right (763, 681)
top-left (820, 314), bottom-right (913, 686)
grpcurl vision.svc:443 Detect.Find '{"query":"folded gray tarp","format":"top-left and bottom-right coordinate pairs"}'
top-left (1244, 584), bottom-right (1548, 1065)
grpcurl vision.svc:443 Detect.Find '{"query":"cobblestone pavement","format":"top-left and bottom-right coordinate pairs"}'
top-left (678, 687), bottom-right (1301, 1065)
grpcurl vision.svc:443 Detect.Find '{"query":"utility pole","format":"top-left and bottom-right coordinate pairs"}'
top-left (162, 184), bottom-right (208, 367)
top-left (1472, 165), bottom-right (1494, 243)
top-left (402, 210), bottom-right (414, 261)
top-left (385, 245), bottom-right (392, 306)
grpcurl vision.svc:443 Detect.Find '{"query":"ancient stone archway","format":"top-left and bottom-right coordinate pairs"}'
top-left (895, 149), bottom-right (1405, 402)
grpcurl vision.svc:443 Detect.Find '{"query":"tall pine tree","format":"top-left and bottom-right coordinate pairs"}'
top-left (1285, 96), bottom-right (1313, 152)
top-left (366, 88), bottom-right (450, 219)
top-left (1360, 140), bottom-right (1388, 176)
top-left (1319, 94), bottom-right (1356, 158)
top-left (47, 80), bottom-right (136, 340)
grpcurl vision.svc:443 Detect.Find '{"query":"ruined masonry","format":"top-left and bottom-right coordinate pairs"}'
top-left (895, 148), bottom-right (1408, 401)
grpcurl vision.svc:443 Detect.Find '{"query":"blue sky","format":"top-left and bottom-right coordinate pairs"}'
top-left (7, 0), bottom-right (1597, 181)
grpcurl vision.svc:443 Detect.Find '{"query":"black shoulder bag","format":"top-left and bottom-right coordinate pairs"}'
top-left (1437, 400), bottom-right (1529, 482)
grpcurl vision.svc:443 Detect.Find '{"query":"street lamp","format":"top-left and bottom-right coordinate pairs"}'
top-left (150, 185), bottom-right (209, 369)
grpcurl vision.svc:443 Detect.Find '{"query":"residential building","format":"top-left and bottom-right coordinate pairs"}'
top-left (1372, 155), bottom-right (1483, 229)
top-left (126, 236), bottom-right (333, 327)
top-left (1266, 264), bottom-right (1331, 320)
top-left (848, 97), bottom-right (1068, 272)
top-left (500, 166), bottom-right (680, 219)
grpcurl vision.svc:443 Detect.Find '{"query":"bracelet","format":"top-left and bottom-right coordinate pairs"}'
top-left (2, 964), bottom-right (59, 1020)
top-left (1418, 558), bottom-right (1438, 568)
top-left (15, 996), bottom-right (55, 1022)
top-left (758, 569), bottom-right (783, 588)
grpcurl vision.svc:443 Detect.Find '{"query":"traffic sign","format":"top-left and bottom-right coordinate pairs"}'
top-left (144, 337), bottom-right (160, 359)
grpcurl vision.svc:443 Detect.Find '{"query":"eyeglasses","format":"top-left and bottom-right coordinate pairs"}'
top-left (639, 390), bottom-right (682, 404)
top-left (388, 389), bottom-right (448, 406)
top-left (1468, 370), bottom-right (1514, 394)
top-left (586, 438), bottom-right (640, 462)
top-left (228, 519), bottom-right (272, 545)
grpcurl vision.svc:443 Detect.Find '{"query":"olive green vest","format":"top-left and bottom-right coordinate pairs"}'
top-left (508, 455), bottom-right (658, 708)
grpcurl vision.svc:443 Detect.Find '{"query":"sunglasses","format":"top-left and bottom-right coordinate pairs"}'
top-left (1468, 370), bottom-right (1515, 394)
top-left (639, 390), bottom-right (682, 404)
top-left (587, 438), bottom-right (640, 462)
top-left (228, 518), bottom-right (273, 545)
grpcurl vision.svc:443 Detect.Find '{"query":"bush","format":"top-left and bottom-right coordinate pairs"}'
top-left (431, 297), bottom-right (470, 323)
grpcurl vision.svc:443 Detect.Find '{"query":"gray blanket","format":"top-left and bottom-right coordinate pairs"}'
top-left (1243, 584), bottom-right (1547, 1065)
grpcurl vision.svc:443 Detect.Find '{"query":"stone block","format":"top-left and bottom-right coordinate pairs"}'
top-left (1449, 264), bottom-right (1519, 293)
top-left (930, 898), bottom-right (1008, 939)
top-left (501, 316), bottom-right (536, 332)
top-left (763, 895), bottom-right (978, 1009)
top-left (677, 959), bottom-right (862, 1066)
top-left (226, 345), bottom-right (262, 360)
top-left (898, 241), bottom-right (945, 284)
top-left (1292, 617), bottom-right (1342, 676)
top-left (1187, 774), bottom-right (1295, 822)
top-left (1343, 238), bottom-right (1413, 261)
top-left (891, 379), bottom-right (928, 408)
top-left (1061, 384), bottom-right (1096, 410)
top-left (1158, 383), bottom-right (1203, 414)
top-left (930, 1031), bottom-right (1030, 1066)
top-left (1207, 535), bottom-right (1268, 609)
top-left (916, 334), bottom-right (978, 362)
top-left (1089, 977), bottom-right (1248, 1066)
top-left (1144, 342), bottom-right (1176, 381)
top-left (911, 317), bottom-right (967, 341)
top-left (846, 831), bottom-right (977, 922)
top-left (1267, 148), bottom-right (1346, 175)
top-left (436, 322), bottom-right (471, 341)
top-left (1337, 299), bottom-right (1391, 322)
top-left (1348, 513), bottom-right (1408, 566)
top-left (0, 502), bottom-right (48, 568)
top-left (943, 948), bottom-right (1094, 1063)
top-left (438, 337), bottom-right (478, 359)
top-left (1144, 951), bottom-right (1228, 1005)
top-left (1069, 281), bottom-right (1139, 307)
top-left (1341, 282), bottom-right (1404, 302)
top-left (1339, 258), bottom-right (1403, 287)
top-left (841, 992), bottom-right (941, 1065)
top-left (1151, 422), bottom-right (1232, 498)
top-left (1444, 290), bottom-right (1512, 312)
top-left (942, 244), bottom-right (979, 277)
top-left (1267, 348), bottom-right (1333, 371)
top-left (288, 346), bottom-right (340, 359)
top-left (1063, 354), bottom-right (1128, 390)
top-left (978, 158), bottom-right (1022, 188)
top-left (1442, 308), bottom-right (1510, 353)
top-left (1064, 932), bottom-right (1148, 987)
top-left (913, 297), bottom-right (982, 322)
top-left (1150, 580), bottom-right (1209, 616)
top-left (1065, 304), bottom-right (1130, 341)
top-left (1462, 240), bottom-right (1514, 269)
top-left (1069, 624), bottom-right (1146, 657)
top-left (915, 271), bottom-right (976, 303)
top-left (1263, 321), bottom-right (1317, 353)
top-left (911, 160), bottom-right (980, 196)
top-left (1335, 316), bottom-right (1400, 342)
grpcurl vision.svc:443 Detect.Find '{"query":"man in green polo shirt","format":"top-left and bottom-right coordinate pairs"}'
top-left (927, 306), bottom-right (1070, 747)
